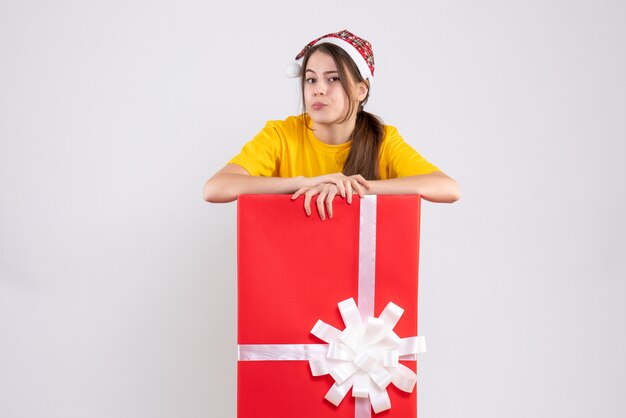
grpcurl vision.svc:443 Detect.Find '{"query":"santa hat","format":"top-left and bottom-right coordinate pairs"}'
top-left (285, 29), bottom-right (375, 82)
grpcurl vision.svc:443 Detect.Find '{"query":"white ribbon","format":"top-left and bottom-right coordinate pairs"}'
top-left (358, 195), bottom-right (377, 320)
top-left (238, 344), bottom-right (328, 361)
top-left (309, 297), bottom-right (426, 414)
top-left (237, 195), bottom-right (426, 416)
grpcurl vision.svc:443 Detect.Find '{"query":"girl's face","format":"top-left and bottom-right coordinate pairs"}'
top-left (304, 51), bottom-right (366, 127)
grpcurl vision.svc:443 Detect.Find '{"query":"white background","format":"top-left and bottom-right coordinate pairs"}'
top-left (1, 1), bottom-right (625, 417)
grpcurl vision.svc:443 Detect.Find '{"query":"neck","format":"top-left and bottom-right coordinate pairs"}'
top-left (311, 116), bottom-right (357, 145)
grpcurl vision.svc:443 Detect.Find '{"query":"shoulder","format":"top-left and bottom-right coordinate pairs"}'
top-left (263, 115), bottom-right (306, 133)
top-left (380, 124), bottom-right (405, 148)
top-left (378, 124), bottom-right (422, 158)
top-left (245, 115), bottom-right (305, 154)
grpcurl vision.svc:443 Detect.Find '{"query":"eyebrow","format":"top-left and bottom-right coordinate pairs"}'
top-left (305, 69), bottom-right (339, 75)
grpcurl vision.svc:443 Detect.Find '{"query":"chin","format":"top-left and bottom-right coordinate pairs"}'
top-left (308, 113), bottom-right (340, 125)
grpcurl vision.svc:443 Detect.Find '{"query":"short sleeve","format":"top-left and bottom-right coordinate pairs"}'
top-left (379, 126), bottom-right (439, 179)
top-left (228, 121), bottom-right (282, 177)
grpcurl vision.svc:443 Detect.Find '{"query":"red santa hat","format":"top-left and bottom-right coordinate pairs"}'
top-left (285, 29), bottom-right (375, 83)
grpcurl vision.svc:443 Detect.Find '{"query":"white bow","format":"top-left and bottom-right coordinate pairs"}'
top-left (309, 298), bottom-right (426, 414)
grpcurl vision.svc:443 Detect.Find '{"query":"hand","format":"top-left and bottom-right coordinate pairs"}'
top-left (291, 183), bottom-right (343, 220)
top-left (294, 173), bottom-right (370, 204)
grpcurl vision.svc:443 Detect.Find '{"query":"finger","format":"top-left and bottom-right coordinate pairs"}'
top-left (292, 187), bottom-right (308, 200)
top-left (326, 187), bottom-right (337, 219)
top-left (345, 181), bottom-right (353, 204)
top-left (351, 179), bottom-right (365, 198)
top-left (336, 178), bottom-right (346, 198)
top-left (303, 190), bottom-right (314, 216)
top-left (353, 174), bottom-right (371, 189)
top-left (331, 177), bottom-right (343, 193)
top-left (352, 179), bottom-right (363, 197)
top-left (316, 187), bottom-right (328, 221)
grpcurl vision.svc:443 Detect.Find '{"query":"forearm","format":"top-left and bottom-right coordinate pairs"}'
top-left (366, 172), bottom-right (460, 203)
top-left (203, 173), bottom-right (307, 203)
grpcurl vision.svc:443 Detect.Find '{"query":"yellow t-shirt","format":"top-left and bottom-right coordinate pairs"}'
top-left (228, 115), bottom-right (439, 179)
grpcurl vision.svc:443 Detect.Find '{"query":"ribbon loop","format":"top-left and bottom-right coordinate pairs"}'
top-left (339, 298), bottom-right (363, 329)
top-left (361, 317), bottom-right (386, 346)
top-left (379, 302), bottom-right (404, 329)
top-left (390, 364), bottom-right (418, 393)
top-left (352, 372), bottom-right (370, 398)
top-left (309, 357), bottom-right (340, 376)
top-left (398, 336), bottom-right (427, 356)
top-left (354, 352), bottom-right (377, 372)
top-left (369, 381), bottom-right (392, 414)
top-left (380, 350), bottom-right (399, 368)
top-left (368, 366), bottom-right (392, 389)
top-left (340, 326), bottom-right (364, 349)
top-left (381, 330), bottom-right (401, 347)
top-left (325, 377), bottom-right (353, 406)
top-left (327, 342), bottom-right (355, 361)
top-left (311, 320), bottom-right (342, 343)
top-left (330, 362), bottom-right (359, 384)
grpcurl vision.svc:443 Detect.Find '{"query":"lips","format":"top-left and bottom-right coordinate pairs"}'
top-left (311, 102), bottom-right (327, 111)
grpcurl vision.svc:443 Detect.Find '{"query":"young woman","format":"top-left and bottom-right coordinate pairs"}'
top-left (203, 30), bottom-right (460, 219)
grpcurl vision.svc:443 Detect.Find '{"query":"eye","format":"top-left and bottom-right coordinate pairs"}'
top-left (306, 78), bottom-right (317, 84)
top-left (329, 76), bottom-right (340, 82)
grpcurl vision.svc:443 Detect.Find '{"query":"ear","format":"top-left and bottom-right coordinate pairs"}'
top-left (355, 80), bottom-right (369, 102)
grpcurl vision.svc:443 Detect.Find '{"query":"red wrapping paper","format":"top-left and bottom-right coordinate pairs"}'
top-left (237, 194), bottom-right (422, 418)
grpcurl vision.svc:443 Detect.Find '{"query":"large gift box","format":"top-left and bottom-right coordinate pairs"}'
top-left (237, 194), bottom-right (426, 418)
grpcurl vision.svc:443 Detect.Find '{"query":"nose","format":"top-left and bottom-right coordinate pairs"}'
top-left (314, 81), bottom-right (326, 96)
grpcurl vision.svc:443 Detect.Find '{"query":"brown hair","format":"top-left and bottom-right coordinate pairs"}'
top-left (300, 43), bottom-right (385, 180)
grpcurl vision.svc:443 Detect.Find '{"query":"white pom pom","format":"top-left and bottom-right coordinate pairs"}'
top-left (285, 61), bottom-right (302, 78)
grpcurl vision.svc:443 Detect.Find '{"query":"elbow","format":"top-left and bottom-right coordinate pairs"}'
top-left (203, 179), bottom-right (228, 203)
top-left (422, 172), bottom-right (460, 203)
top-left (202, 181), bottom-right (215, 202)
top-left (203, 170), bottom-right (245, 203)
top-left (446, 179), bottom-right (461, 203)
top-left (424, 178), bottom-right (460, 203)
